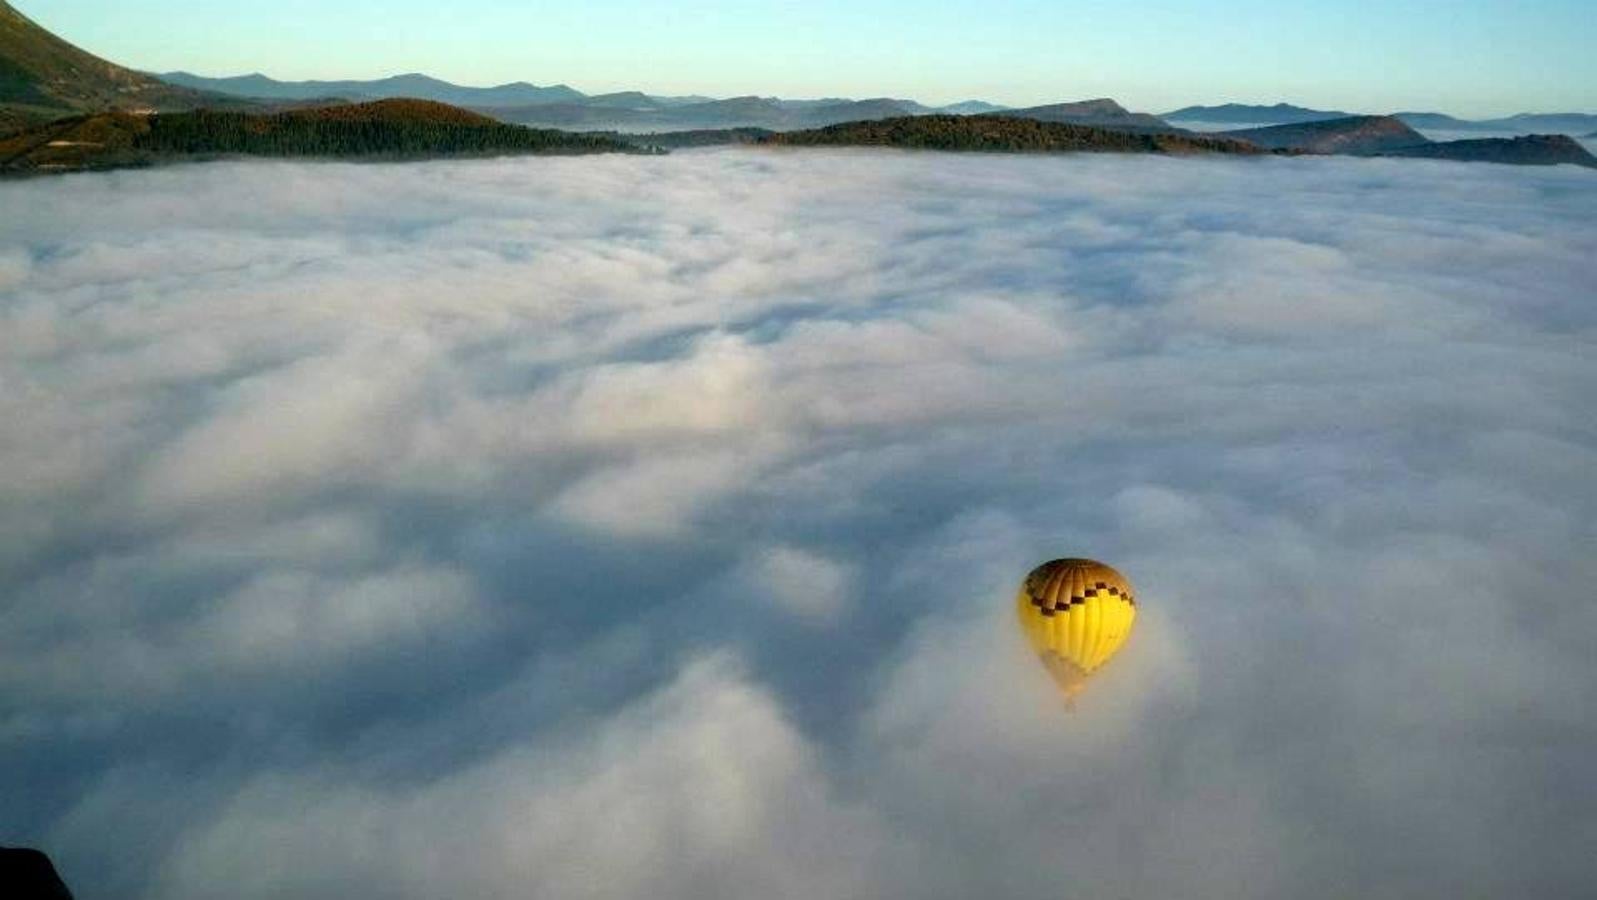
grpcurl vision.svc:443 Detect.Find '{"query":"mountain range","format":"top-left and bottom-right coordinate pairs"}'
top-left (1163, 102), bottom-right (1356, 125)
top-left (1164, 102), bottom-right (1597, 135)
top-left (2, 1), bottom-right (1593, 173)
top-left (150, 80), bottom-right (1183, 135)
top-left (162, 75), bottom-right (1597, 138)
top-left (7, 0), bottom-right (1592, 142)
top-left (157, 70), bottom-right (587, 107)
top-left (158, 71), bottom-right (1009, 132)
top-left (1395, 111), bottom-right (1597, 134)
top-left (1215, 115), bottom-right (1594, 167)
top-left (493, 95), bottom-right (1050, 132)
top-left (1480, 113), bottom-right (1597, 134)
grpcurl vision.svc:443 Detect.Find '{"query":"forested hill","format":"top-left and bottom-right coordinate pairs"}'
top-left (1222, 115), bottom-right (1429, 154)
top-left (0, 99), bottom-right (646, 174)
top-left (1382, 134), bottom-right (1597, 168)
top-left (760, 115), bottom-right (1276, 156)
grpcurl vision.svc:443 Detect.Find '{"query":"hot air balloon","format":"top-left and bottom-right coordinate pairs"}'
top-left (1016, 558), bottom-right (1136, 706)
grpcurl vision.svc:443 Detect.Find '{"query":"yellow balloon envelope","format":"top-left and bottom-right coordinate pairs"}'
top-left (1016, 558), bottom-right (1137, 705)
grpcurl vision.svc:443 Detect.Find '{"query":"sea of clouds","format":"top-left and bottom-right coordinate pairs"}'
top-left (2, 149), bottom-right (1595, 899)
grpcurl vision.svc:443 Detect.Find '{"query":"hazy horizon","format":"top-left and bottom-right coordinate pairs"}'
top-left (21, 0), bottom-right (1597, 119)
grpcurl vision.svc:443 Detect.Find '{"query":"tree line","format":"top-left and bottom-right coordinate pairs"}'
top-left (136, 109), bottom-right (645, 158)
top-left (764, 115), bottom-right (1274, 156)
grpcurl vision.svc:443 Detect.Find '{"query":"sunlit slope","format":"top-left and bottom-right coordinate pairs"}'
top-left (0, 0), bottom-right (252, 133)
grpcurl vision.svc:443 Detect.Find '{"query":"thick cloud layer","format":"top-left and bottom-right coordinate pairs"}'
top-left (3, 150), bottom-right (1595, 899)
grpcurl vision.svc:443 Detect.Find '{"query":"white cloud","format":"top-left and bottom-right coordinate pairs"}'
top-left (0, 561), bottom-right (485, 704)
top-left (550, 445), bottom-right (780, 537)
top-left (136, 335), bottom-right (442, 510)
top-left (150, 655), bottom-right (900, 900)
top-left (2, 150), bottom-right (1594, 899)
top-left (559, 333), bottom-right (771, 445)
top-left (187, 565), bottom-right (482, 672)
top-left (733, 544), bottom-right (856, 624)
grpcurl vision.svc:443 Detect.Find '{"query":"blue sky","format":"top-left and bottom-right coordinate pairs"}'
top-left (22, 1), bottom-right (1597, 120)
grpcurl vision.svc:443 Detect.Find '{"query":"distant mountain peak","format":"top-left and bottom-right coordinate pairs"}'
top-left (1163, 102), bottom-right (1354, 125)
top-left (939, 100), bottom-right (1008, 115)
top-left (152, 71), bottom-right (588, 107)
top-left (1042, 98), bottom-right (1129, 114)
top-left (997, 98), bottom-right (1172, 132)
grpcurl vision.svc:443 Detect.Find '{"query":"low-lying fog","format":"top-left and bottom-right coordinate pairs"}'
top-left (3, 149), bottom-right (1594, 899)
